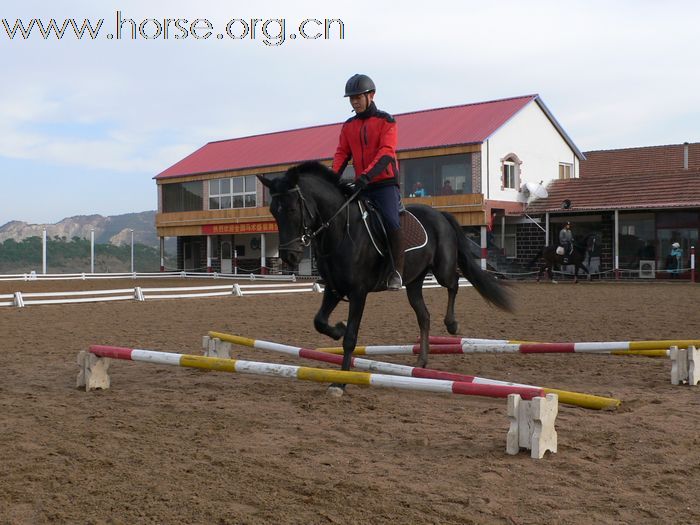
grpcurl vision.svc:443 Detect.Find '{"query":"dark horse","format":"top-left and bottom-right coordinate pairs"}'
top-left (258, 161), bottom-right (512, 394)
top-left (530, 233), bottom-right (597, 283)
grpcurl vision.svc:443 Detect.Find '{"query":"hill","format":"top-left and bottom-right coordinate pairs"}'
top-left (0, 211), bottom-right (162, 247)
top-left (0, 211), bottom-right (176, 273)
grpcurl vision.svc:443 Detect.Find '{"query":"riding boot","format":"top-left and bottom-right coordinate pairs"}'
top-left (387, 228), bottom-right (405, 291)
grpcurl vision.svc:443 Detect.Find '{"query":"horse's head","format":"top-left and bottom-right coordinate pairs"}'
top-left (258, 161), bottom-right (342, 267)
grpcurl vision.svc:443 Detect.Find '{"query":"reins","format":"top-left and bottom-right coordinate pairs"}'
top-left (273, 185), bottom-right (361, 248)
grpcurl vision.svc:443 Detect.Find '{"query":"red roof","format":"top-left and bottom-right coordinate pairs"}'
top-left (525, 143), bottom-right (700, 214)
top-left (580, 143), bottom-right (700, 178)
top-left (525, 170), bottom-right (700, 214)
top-left (156, 95), bottom-right (538, 179)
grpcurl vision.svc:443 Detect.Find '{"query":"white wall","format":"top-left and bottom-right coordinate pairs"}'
top-left (481, 101), bottom-right (580, 202)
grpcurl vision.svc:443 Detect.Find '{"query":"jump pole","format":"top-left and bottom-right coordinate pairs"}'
top-left (428, 336), bottom-right (682, 356)
top-left (86, 344), bottom-right (547, 400)
top-left (315, 342), bottom-right (668, 358)
top-left (80, 344), bottom-right (560, 459)
top-left (207, 331), bottom-right (620, 410)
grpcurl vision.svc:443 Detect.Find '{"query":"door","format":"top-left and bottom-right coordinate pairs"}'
top-left (221, 241), bottom-right (232, 274)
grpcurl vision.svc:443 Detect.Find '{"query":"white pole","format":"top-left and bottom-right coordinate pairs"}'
top-left (500, 215), bottom-right (505, 255)
top-left (130, 229), bottom-right (134, 273)
top-left (480, 225), bottom-right (487, 270)
top-left (42, 229), bottom-right (47, 274)
top-left (90, 229), bottom-right (95, 273)
top-left (206, 235), bottom-right (212, 272)
top-left (545, 212), bottom-right (550, 246)
top-left (614, 210), bottom-right (619, 279)
top-left (261, 234), bottom-right (267, 274)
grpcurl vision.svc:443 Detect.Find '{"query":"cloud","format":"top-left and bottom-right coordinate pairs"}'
top-left (1, 0), bottom-right (699, 225)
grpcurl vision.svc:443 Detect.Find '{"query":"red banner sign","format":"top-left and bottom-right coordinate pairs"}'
top-left (202, 222), bottom-right (278, 235)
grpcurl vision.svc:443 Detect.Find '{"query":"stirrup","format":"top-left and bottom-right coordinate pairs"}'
top-left (387, 271), bottom-right (403, 291)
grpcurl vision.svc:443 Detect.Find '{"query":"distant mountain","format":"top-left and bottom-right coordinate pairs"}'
top-left (0, 211), bottom-right (170, 249)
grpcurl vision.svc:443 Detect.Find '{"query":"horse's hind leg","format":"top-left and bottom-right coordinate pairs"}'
top-left (433, 255), bottom-right (459, 333)
top-left (443, 283), bottom-right (459, 335)
top-left (433, 272), bottom-right (459, 334)
top-left (406, 281), bottom-right (431, 368)
top-left (314, 289), bottom-right (345, 340)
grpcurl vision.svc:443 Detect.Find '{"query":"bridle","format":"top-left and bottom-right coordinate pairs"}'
top-left (272, 185), bottom-right (360, 249)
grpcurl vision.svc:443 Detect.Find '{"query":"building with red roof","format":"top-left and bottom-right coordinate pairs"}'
top-left (521, 142), bottom-right (700, 279)
top-left (154, 94), bottom-right (584, 273)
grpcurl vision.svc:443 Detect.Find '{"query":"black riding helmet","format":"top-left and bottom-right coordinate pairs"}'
top-left (344, 74), bottom-right (376, 97)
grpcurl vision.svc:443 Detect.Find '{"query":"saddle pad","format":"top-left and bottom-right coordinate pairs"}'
top-left (357, 201), bottom-right (428, 255)
top-left (400, 211), bottom-right (428, 252)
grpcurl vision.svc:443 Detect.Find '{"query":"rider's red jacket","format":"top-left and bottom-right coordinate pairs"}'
top-left (332, 102), bottom-right (399, 187)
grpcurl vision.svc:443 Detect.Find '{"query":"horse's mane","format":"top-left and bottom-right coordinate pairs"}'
top-left (285, 161), bottom-right (341, 187)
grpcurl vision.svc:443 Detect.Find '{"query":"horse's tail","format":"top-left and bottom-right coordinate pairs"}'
top-left (441, 212), bottom-right (513, 312)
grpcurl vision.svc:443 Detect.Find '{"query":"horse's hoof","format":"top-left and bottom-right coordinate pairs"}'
top-left (445, 320), bottom-right (459, 335)
top-left (551, 280), bottom-right (558, 284)
top-left (327, 386), bottom-right (344, 397)
top-left (329, 322), bottom-right (346, 340)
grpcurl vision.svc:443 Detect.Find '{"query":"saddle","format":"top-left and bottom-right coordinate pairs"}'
top-left (357, 199), bottom-right (428, 255)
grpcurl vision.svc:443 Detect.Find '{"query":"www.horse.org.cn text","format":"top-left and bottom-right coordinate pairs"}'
top-left (1, 12), bottom-right (346, 47)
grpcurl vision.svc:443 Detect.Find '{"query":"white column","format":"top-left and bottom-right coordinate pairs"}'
top-left (206, 235), bottom-right (212, 272)
top-left (500, 215), bottom-right (506, 255)
top-left (90, 229), bottom-right (95, 273)
top-left (545, 212), bottom-right (550, 246)
top-left (42, 229), bottom-right (47, 274)
top-left (480, 225), bottom-right (487, 270)
top-left (159, 237), bottom-right (165, 272)
top-left (261, 234), bottom-right (267, 274)
top-left (614, 209), bottom-right (620, 278)
top-left (130, 229), bottom-right (134, 273)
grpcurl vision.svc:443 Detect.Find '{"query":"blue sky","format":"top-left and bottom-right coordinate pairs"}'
top-left (1, 0), bottom-right (698, 225)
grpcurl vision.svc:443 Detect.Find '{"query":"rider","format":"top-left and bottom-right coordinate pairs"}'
top-left (559, 221), bottom-right (573, 263)
top-left (332, 73), bottom-right (404, 290)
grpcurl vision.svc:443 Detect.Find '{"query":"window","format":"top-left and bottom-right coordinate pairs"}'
top-left (401, 153), bottom-right (472, 198)
top-left (162, 181), bottom-right (203, 212)
top-left (503, 161), bottom-right (516, 189)
top-left (559, 163), bottom-right (573, 179)
top-left (209, 175), bottom-right (257, 209)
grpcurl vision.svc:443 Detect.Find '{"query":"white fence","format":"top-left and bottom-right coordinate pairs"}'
top-left (0, 274), bottom-right (471, 308)
top-left (0, 270), bottom-right (300, 282)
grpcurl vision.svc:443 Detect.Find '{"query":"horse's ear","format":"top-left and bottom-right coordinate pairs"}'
top-left (257, 174), bottom-right (272, 188)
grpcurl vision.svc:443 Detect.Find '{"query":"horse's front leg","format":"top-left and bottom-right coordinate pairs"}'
top-left (406, 282), bottom-right (430, 368)
top-left (328, 293), bottom-right (368, 397)
top-left (314, 288), bottom-right (345, 340)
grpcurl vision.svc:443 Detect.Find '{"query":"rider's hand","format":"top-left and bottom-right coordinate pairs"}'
top-left (339, 180), bottom-right (357, 195)
top-left (356, 174), bottom-right (370, 190)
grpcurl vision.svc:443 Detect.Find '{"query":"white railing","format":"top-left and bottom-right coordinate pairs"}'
top-left (0, 275), bottom-right (472, 308)
top-left (0, 270), bottom-right (303, 282)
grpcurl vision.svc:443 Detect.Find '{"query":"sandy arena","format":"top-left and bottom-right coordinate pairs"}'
top-left (1, 278), bottom-right (699, 524)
